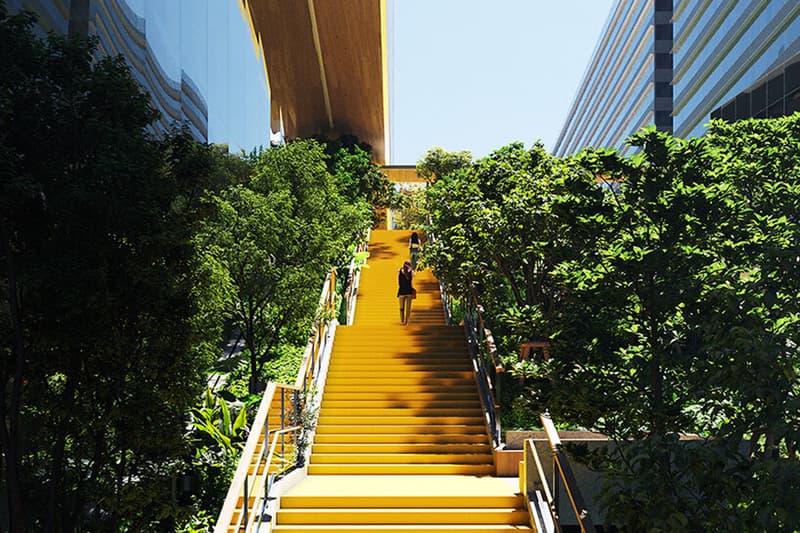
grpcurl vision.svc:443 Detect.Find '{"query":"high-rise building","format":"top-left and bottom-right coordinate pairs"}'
top-left (6, 0), bottom-right (270, 152)
top-left (553, 0), bottom-right (673, 157)
top-left (554, 0), bottom-right (800, 156)
top-left (676, 1), bottom-right (800, 137)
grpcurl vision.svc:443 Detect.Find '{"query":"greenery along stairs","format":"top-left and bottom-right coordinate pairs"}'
top-left (272, 229), bottom-right (532, 531)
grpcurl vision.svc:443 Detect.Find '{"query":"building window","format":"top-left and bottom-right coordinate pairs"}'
top-left (655, 83), bottom-right (673, 97)
top-left (787, 89), bottom-right (800, 114)
top-left (768, 73), bottom-right (784, 105)
top-left (721, 102), bottom-right (736, 121)
top-left (655, 53), bottom-right (672, 69)
top-left (735, 93), bottom-right (750, 120)
top-left (654, 24), bottom-right (672, 40)
top-left (752, 84), bottom-right (767, 115)
top-left (768, 100), bottom-right (784, 118)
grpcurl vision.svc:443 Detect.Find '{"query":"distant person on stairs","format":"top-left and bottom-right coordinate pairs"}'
top-left (397, 260), bottom-right (415, 325)
top-left (409, 232), bottom-right (421, 269)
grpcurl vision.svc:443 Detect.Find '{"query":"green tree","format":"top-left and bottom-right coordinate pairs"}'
top-left (425, 141), bottom-right (602, 342)
top-left (535, 125), bottom-right (800, 530)
top-left (416, 146), bottom-right (473, 183)
top-left (424, 124), bottom-right (800, 530)
top-left (199, 140), bottom-right (371, 393)
top-left (0, 7), bottom-right (230, 530)
top-left (319, 135), bottom-right (400, 225)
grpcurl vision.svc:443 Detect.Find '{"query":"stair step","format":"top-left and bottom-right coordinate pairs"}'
top-left (322, 392), bottom-right (480, 400)
top-left (317, 416), bottom-right (485, 426)
top-left (276, 508), bottom-right (529, 525)
top-left (310, 453), bottom-right (492, 464)
top-left (322, 385), bottom-right (478, 393)
top-left (328, 356), bottom-right (472, 372)
top-left (306, 464), bottom-right (497, 475)
top-left (272, 526), bottom-right (532, 532)
top-left (280, 494), bottom-right (522, 509)
top-left (321, 400), bottom-right (482, 409)
top-left (313, 433), bottom-right (491, 444)
top-left (331, 352), bottom-right (469, 359)
top-left (310, 443), bottom-right (492, 454)
top-left (315, 425), bottom-right (487, 435)
top-left (326, 370), bottom-right (474, 378)
top-left (324, 376), bottom-right (475, 386)
top-left (318, 408), bottom-right (483, 417)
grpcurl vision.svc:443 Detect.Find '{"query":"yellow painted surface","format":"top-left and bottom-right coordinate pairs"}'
top-left (243, 0), bottom-right (388, 163)
top-left (273, 230), bottom-right (531, 530)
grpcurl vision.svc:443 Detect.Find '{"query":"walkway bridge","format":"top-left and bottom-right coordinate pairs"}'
top-left (216, 229), bottom-right (533, 532)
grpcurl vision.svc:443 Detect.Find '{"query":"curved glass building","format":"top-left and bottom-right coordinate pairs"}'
top-left (7, 0), bottom-right (270, 152)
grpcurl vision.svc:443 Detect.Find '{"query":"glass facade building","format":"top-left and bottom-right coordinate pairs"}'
top-left (7, 0), bottom-right (270, 152)
top-left (553, 0), bottom-right (673, 157)
top-left (674, 1), bottom-right (800, 137)
top-left (555, 0), bottom-right (800, 156)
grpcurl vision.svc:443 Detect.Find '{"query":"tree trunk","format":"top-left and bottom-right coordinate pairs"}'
top-left (246, 322), bottom-right (259, 394)
top-left (493, 254), bottom-right (525, 307)
top-left (44, 368), bottom-right (78, 533)
top-left (1, 228), bottom-right (26, 531)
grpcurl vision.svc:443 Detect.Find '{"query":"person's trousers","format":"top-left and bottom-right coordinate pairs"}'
top-left (398, 294), bottom-right (413, 324)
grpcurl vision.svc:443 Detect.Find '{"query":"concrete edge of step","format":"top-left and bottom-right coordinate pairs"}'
top-left (264, 466), bottom-right (308, 528)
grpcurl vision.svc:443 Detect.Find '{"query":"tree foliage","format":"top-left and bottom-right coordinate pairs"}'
top-left (197, 140), bottom-right (372, 393)
top-left (416, 146), bottom-right (473, 183)
top-left (424, 121), bottom-right (800, 530)
top-left (0, 7), bottom-right (249, 530)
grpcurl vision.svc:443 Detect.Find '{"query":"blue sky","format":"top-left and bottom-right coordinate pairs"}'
top-left (389, 0), bottom-right (614, 164)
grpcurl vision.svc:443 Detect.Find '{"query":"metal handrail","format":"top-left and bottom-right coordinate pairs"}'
top-left (462, 289), bottom-right (502, 448)
top-left (524, 439), bottom-right (559, 533)
top-left (215, 267), bottom-right (340, 533)
top-left (244, 425), bottom-right (302, 532)
top-left (522, 413), bottom-right (597, 533)
top-left (343, 230), bottom-right (370, 325)
top-left (215, 382), bottom-right (299, 533)
top-left (295, 270), bottom-right (337, 396)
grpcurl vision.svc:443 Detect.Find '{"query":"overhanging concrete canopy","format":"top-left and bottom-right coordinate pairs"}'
top-left (242, 0), bottom-right (389, 164)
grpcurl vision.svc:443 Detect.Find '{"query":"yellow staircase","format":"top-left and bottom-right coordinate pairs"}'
top-left (272, 229), bottom-right (531, 531)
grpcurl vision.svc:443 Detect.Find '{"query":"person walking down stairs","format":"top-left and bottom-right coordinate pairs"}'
top-left (397, 260), bottom-right (414, 325)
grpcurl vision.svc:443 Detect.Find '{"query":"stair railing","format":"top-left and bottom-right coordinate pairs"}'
top-left (521, 413), bottom-right (597, 533)
top-left (463, 285), bottom-right (505, 448)
top-left (215, 268), bottom-right (339, 533)
top-left (343, 229), bottom-right (370, 325)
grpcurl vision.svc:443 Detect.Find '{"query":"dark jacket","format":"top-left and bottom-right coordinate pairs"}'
top-left (397, 269), bottom-right (413, 296)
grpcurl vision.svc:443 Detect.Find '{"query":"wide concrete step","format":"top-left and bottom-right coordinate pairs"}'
top-left (317, 416), bottom-right (485, 426)
top-left (318, 408), bottom-right (483, 417)
top-left (306, 464), bottom-right (496, 475)
top-left (311, 443), bottom-right (493, 454)
top-left (272, 526), bottom-right (532, 532)
top-left (276, 508), bottom-right (529, 525)
top-left (326, 369), bottom-right (474, 378)
top-left (328, 360), bottom-right (471, 370)
top-left (315, 424), bottom-right (487, 435)
top-left (313, 433), bottom-right (491, 444)
top-left (322, 384), bottom-right (478, 393)
top-left (324, 377), bottom-right (476, 387)
top-left (310, 453), bottom-right (492, 464)
top-left (321, 392), bottom-right (480, 401)
top-left (320, 399), bottom-right (482, 409)
top-left (331, 350), bottom-right (469, 358)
